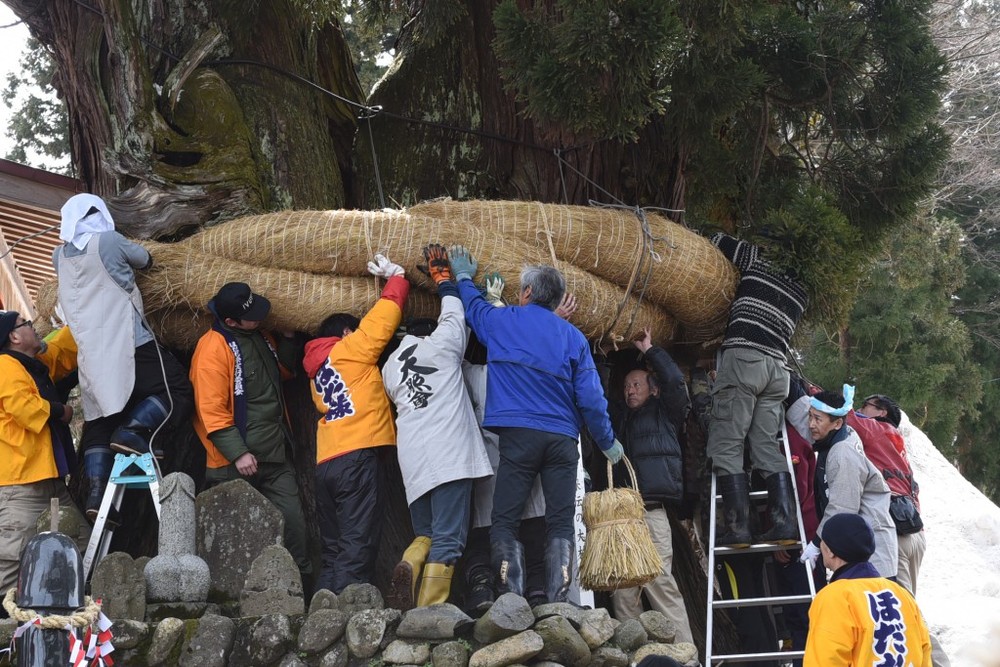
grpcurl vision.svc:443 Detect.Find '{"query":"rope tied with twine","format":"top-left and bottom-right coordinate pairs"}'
top-left (2, 588), bottom-right (102, 629)
top-left (590, 201), bottom-right (671, 350)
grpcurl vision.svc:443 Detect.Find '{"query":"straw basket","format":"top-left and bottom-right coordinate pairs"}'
top-left (579, 456), bottom-right (662, 591)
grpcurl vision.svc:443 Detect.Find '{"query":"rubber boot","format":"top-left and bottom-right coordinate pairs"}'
top-left (416, 562), bottom-right (454, 606)
top-left (544, 537), bottom-right (574, 603)
top-left (464, 564), bottom-right (495, 616)
top-left (111, 395), bottom-right (169, 457)
top-left (491, 539), bottom-right (526, 597)
top-left (755, 472), bottom-right (800, 545)
top-left (83, 448), bottom-right (119, 528)
top-left (716, 473), bottom-right (752, 548)
top-left (388, 536), bottom-right (431, 610)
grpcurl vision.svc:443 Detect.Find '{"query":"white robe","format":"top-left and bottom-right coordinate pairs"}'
top-left (382, 295), bottom-right (492, 505)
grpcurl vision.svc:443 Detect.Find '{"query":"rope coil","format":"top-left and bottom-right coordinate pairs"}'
top-left (2, 588), bottom-right (102, 629)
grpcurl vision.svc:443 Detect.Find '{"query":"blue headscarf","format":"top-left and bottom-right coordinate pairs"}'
top-left (810, 384), bottom-right (855, 417)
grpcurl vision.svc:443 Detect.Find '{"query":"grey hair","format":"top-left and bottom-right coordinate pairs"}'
top-left (519, 265), bottom-right (566, 311)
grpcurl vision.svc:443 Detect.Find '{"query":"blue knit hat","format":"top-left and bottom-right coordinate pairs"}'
top-left (821, 513), bottom-right (876, 563)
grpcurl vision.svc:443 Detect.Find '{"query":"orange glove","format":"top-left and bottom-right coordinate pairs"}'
top-left (422, 243), bottom-right (453, 285)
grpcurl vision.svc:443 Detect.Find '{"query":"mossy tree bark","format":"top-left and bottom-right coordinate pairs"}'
top-left (4, 0), bottom-right (363, 238)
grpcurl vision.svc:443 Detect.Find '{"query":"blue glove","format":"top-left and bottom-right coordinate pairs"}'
top-left (799, 541), bottom-right (821, 567)
top-left (449, 244), bottom-right (478, 282)
top-left (602, 439), bottom-right (624, 465)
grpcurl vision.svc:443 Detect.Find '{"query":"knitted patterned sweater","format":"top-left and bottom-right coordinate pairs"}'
top-left (712, 233), bottom-right (808, 361)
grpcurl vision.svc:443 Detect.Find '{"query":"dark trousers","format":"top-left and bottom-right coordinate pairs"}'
top-left (717, 555), bottom-right (779, 667)
top-left (464, 517), bottom-right (547, 591)
top-left (315, 448), bottom-right (382, 594)
top-left (490, 427), bottom-right (578, 543)
top-left (80, 341), bottom-right (193, 451)
top-left (774, 553), bottom-right (826, 665)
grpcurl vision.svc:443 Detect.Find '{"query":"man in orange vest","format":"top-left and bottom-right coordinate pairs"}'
top-left (190, 282), bottom-right (311, 586)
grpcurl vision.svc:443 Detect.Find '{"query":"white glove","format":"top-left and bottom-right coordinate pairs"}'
top-left (799, 542), bottom-right (821, 567)
top-left (367, 253), bottom-right (404, 278)
top-left (485, 272), bottom-right (506, 307)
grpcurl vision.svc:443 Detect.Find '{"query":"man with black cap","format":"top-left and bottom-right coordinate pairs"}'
top-left (0, 312), bottom-right (90, 598)
top-left (804, 512), bottom-right (931, 666)
top-left (190, 282), bottom-right (311, 585)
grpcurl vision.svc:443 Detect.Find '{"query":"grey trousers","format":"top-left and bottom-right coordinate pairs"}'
top-left (707, 347), bottom-right (789, 476)
top-left (896, 529), bottom-right (926, 596)
top-left (0, 479), bottom-right (91, 596)
top-left (610, 506), bottom-right (695, 644)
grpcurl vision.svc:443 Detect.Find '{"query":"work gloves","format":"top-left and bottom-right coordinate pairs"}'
top-left (422, 244), bottom-right (453, 285)
top-left (367, 253), bottom-right (405, 278)
top-left (449, 245), bottom-right (478, 282)
top-left (482, 272), bottom-right (506, 307)
top-left (602, 439), bottom-right (625, 465)
top-left (799, 541), bottom-right (821, 568)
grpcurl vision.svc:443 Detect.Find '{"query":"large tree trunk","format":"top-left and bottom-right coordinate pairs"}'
top-left (5, 0), bottom-right (363, 238)
top-left (356, 1), bottom-right (688, 218)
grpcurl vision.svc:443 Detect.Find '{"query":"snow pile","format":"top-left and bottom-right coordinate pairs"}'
top-left (899, 413), bottom-right (1000, 666)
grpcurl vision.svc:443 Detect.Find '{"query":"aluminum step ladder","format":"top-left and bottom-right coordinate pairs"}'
top-left (82, 452), bottom-right (162, 579)
top-left (705, 422), bottom-right (817, 665)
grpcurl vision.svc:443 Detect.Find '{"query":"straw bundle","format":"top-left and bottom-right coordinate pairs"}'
top-left (409, 199), bottom-right (739, 339)
top-left (579, 457), bottom-right (662, 591)
top-left (178, 212), bottom-right (676, 345)
top-left (136, 240), bottom-right (442, 331)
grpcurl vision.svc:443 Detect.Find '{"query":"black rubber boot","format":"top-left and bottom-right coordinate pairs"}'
top-left (464, 565), bottom-right (495, 616)
top-left (85, 477), bottom-right (121, 529)
top-left (755, 471), bottom-right (800, 545)
top-left (490, 539), bottom-right (526, 597)
top-left (716, 473), bottom-right (752, 548)
top-left (111, 395), bottom-right (169, 457)
top-left (544, 537), bottom-right (574, 603)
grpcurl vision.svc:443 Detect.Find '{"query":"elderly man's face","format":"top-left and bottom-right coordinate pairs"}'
top-left (808, 407), bottom-right (843, 442)
top-left (9, 317), bottom-right (41, 354)
top-left (624, 369), bottom-right (657, 409)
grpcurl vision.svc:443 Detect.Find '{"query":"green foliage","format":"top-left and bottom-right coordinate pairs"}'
top-left (342, 0), bottom-right (467, 94)
top-left (492, 0), bottom-right (683, 140)
top-left (2, 37), bottom-right (72, 173)
top-left (800, 213), bottom-right (982, 455)
top-left (494, 0), bottom-right (948, 324)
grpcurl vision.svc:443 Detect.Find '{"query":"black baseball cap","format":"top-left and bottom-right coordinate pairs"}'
top-left (209, 282), bottom-right (271, 321)
top-left (0, 311), bottom-right (19, 348)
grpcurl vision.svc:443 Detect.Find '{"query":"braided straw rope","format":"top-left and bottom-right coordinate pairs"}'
top-left (184, 210), bottom-right (676, 344)
top-left (410, 199), bottom-right (739, 340)
top-left (2, 588), bottom-right (101, 629)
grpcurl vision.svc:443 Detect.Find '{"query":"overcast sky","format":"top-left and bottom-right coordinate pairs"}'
top-left (0, 5), bottom-right (31, 159)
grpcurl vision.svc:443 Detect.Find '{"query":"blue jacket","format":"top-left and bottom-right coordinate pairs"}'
top-left (457, 280), bottom-right (615, 451)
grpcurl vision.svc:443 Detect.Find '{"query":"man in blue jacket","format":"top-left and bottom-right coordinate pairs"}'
top-left (449, 246), bottom-right (623, 604)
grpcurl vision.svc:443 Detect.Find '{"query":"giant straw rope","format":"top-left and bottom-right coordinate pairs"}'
top-left (34, 201), bottom-right (739, 349)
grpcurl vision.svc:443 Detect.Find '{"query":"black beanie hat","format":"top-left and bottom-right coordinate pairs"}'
top-left (821, 513), bottom-right (876, 563)
top-left (0, 311), bottom-right (20, 348)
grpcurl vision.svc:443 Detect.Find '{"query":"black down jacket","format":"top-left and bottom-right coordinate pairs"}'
top-left (612, 346), bottom-right (690, 504)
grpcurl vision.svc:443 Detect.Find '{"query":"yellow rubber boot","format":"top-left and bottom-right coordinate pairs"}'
top-left (388, 536), bottom-right (431, 610)
top-left (416, 562), bottom-right (454, 607)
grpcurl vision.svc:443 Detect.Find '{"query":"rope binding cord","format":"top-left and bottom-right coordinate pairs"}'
top-left (2, 588), bottom-right (102, 628)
